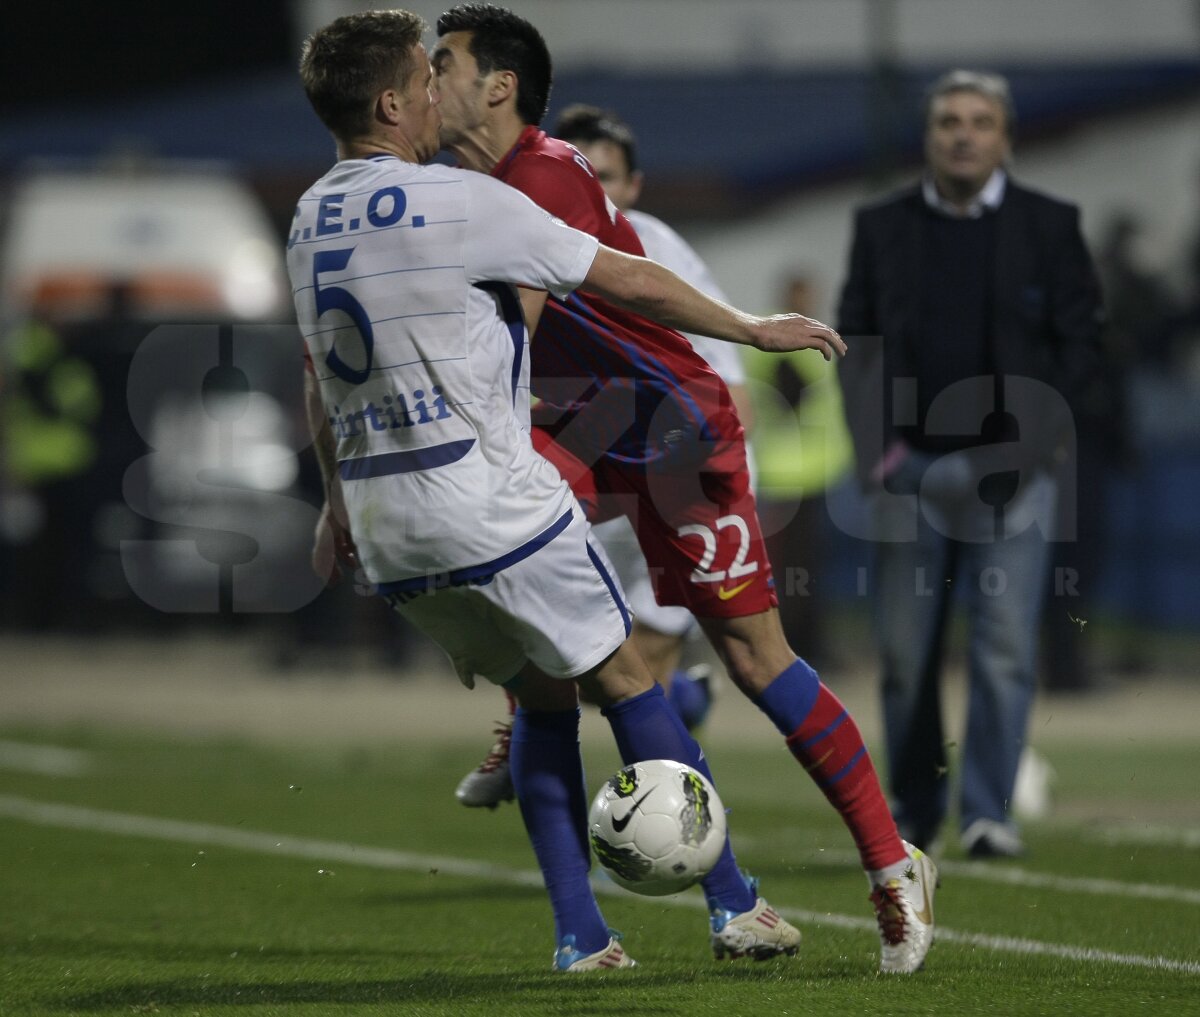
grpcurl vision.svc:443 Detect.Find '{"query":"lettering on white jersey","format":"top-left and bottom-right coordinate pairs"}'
top-left (286, 159), bottom-right (595, 584)
top-left (327, 386), bottom-right (453, 438)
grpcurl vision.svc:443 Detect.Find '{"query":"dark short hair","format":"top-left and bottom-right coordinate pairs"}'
top-left (924, 69), bottom-right (1017, 139)
top-left (436, 3), bottom-right (552, 126)
top-left (553, 104), bottom-right (639, 175)
top-left (300, 10), bottom-right (427, 141)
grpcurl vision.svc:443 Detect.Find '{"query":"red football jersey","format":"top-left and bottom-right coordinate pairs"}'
top-left (494, 127), bottom-right (776, 617)
top-left (494, 127), bottom-right (737, 468)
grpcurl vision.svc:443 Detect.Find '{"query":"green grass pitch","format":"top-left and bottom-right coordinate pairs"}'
top-left (1, 717), bottom-right (1197, 1016)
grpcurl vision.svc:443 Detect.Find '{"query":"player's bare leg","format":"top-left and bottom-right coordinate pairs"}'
top-left (697, 608), bottom-right (795, 697)
top-left (628, 624), bottom-right (714, 732)
top-left (575, 621), bottom-right (711, 729)
top-left (630, 624), bottom-right (684, 687)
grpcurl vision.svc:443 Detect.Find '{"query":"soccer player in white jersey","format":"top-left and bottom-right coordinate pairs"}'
top-left (289, 10), bottom-right (844, 971)
top-left (456, 105), bottom-right (750, 807)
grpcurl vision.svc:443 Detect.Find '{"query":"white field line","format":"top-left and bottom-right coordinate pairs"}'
top-left (792, 847), bottom-right (1200, 906)
top-left (0, 740), bottom-right (92, 776)
top-left (1, 794), bottom-right (1197, 977)
top-left (1088, 825), bottom-right (1200, 850)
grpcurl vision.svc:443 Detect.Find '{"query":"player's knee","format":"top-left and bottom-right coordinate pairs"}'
top-left (511, 666), bottom-right (579, 711)
top-left (581, 641), bottom-right (655, 706)
top-left (704, 612), bottom-right (795, 694)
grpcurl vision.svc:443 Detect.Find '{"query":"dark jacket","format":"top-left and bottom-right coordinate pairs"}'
top-left (836, 179), bottom-right (1103, 487)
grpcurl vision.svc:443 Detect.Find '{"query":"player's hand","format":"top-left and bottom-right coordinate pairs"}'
top-left (751, 313), bottom-right (847, 359)
top-left (312, 498), bottom-right (359, 586)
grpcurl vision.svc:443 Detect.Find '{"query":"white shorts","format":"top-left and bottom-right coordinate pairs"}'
top-left (591, 516), bottom-right (696, 639)
top-left (387, 508), bottom-right (632, 687)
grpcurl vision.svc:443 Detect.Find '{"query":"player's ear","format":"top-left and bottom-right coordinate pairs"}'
top-left (376, 88), bottom-right (402, 126)
top-left (487, 69), bottom-right (517, 109)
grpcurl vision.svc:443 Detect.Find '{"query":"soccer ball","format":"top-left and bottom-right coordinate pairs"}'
top-left (588, 759), bottom-right (727, 896)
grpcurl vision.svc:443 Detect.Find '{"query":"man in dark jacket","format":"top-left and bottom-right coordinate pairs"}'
top-left (837, 69), bottom-right (1103, 858)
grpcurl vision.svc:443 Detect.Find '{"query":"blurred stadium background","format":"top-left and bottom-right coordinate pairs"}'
top-left (1, 0), bottom-right (1199, 682)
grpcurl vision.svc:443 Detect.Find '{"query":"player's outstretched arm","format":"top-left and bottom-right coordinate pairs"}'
top-left (581, 246), bottom-right (846, 360)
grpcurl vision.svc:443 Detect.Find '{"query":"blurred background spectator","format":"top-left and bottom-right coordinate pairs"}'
top-left (744, 274), bottom-right (854, 671)
top-left (0, 313), bottom-right (101, 629)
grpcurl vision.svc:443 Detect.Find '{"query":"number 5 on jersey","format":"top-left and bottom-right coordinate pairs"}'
top-left (313, 247), bottom-right (375, 385)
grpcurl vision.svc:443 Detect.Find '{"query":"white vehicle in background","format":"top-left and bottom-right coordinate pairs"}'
top-left (1, 163), bottom-right (287, 323)
top-left (0, 162), bottom-right (324, 622)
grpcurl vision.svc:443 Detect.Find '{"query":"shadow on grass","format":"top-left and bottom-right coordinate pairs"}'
top-left (360, 883), bottom-right (544, 906)
top-left (3, 932), bottom-right (415, 965)
top-left (52, 968), bottom-right (773, 1012)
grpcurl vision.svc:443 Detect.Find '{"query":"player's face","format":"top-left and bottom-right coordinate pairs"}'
top-left (431, 32), bottom-right (488, 147)
top-left (397, 43), bottom-right (442, 162)
top-left (925, 90), bottom-right (1010, 198)
top-left (573, 139), bottom-right (641, 212)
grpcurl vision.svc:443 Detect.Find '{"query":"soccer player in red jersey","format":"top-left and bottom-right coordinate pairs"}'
top-left (432, 3), bottom-right (937, 973)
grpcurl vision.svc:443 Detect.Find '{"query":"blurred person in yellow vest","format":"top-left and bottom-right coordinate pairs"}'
top-left (743, 275), bottom-right (854, 669)
top-left (0, 315), bottom-right (102, 628)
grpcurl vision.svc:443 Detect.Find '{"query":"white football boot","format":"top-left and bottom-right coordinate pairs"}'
top-left (454, 721), bottom-right (514, 808)
top-left (553, 934), bottom-right (637, 972)
top-left (710, 897), bottom-right (801, 960)
top-left (870, 841), bottom-right (937, 973)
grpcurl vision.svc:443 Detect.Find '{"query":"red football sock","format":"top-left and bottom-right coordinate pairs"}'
top-left (785, 683), bottom-right (906, 871)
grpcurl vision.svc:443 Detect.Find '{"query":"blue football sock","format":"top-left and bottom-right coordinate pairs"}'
top-left (510, 707), bottom-right (608, 954)
top-left (666, 669), bottom-right (712, 731)
top-left (752, 658), bottom-right (821, 735)
top-left (601, 685), bottom-right (754, 916)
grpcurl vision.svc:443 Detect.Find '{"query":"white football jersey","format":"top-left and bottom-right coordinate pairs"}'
top-left (624, 208), bottom-right (745, 387)
top-left (287, 156), bottom-right (599, 587)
